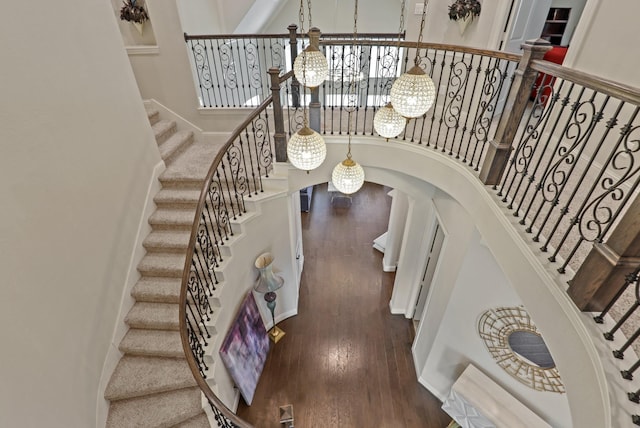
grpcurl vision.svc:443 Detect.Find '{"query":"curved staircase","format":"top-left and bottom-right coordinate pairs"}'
top-left (104, 106), bottom-right (223, 428)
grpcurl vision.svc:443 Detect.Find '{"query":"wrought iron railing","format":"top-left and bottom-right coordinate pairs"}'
top-left (593, 266), bottom-right (640, 424)
top-left (179, 34), bottom-right (640, 426)
top-left (495, 60), bottom-right (640, 274)
top-left (178, 86), bottom-right (280, 428)
top-left (184, 27), bottom-right (402, 108)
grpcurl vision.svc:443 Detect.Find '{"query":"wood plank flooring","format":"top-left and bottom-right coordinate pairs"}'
top-left (237, 182), bottom-right (451, 427)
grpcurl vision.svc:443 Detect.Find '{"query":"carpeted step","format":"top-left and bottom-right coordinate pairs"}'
top-left (131, 277), bottom-right (181, 303)
top-left (149, 208), bottom-right (197, 231)
top-left (106, 387), bottom-right (204, 428)
top-left (104, 355), bottom-right (196, 401)
top-left (119, 329), bottom-right (185, 358)
top-left (146, 107), bottom-right (160, 126)
top-left (153, 120), bottom-right (177, 146)
top-left (143, 230), bottom-right (192, 253)
top-left (125, 302), bottom-right (180, 331)
top-left (138, 253), bottom-right (186, 278)
top-left (154, 188), bottom-right (202, 209)
top-left (160, 130), bottom-right (194, 165)
top-left (172, 412), bottom-right (210, 428)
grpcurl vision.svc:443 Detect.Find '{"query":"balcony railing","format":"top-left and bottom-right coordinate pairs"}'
top-left (178, 32), bottom-right (640, 427)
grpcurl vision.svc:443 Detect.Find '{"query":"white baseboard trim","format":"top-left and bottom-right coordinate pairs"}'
top-left (145, 98), bottom-right (204, 138)
top-left (265, 308), bottom-right (298, 330)
top-left (382, 262), bottom-right (397, 272)
top-left (95, 160), bottom-right (165, 428)
top-left (418, 374), bottom-right (447, 403)
top-left (389, 301), bottom-right (407, 315)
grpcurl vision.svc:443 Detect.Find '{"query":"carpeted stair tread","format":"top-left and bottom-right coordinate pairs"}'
top-left (149, 208), bottom-right (197, 231)
top-left (138, 253), bottom-right (186, 277)
top-left (125, 302), bottom-right (180, 330)
top-left (146, 107), bottom-right (160, 126)
top-left (131, 277), bottom-right (181, 303)
top-left (154, 188), bottom-right (202, 209)
top-left (104, 356), bottom-right (196, 401)
top-left (172, 412), bottom-right (210, 428)
top-left (152, 120), bottom-right (177, 146)
top-left (119, 329), bottom-right (185, 358)
top-left (106, 387), bottom-right (204, 428)
top-left (159, 130), bottom-right (194, 165)
top-left (143, 230), bottom-right (192, 253)
top-left (160, 140), bottom-right (225, 185)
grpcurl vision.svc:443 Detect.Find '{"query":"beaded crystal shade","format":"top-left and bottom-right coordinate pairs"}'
top-left (390, 65), bottom-right (436, 118)
top-left (287, 126), bottom-right (326, 171)
top-left (293, 45), bottom-right (329, 88)
top-left (374, 103), bottom-right (406, 139)
top-left (332, 158), bottom-right (365, 194)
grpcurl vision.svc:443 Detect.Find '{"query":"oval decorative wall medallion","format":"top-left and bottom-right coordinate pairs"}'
top-left (478, 306), bottom-right (565, 393)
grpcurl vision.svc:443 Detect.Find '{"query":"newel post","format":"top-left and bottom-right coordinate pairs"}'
top-left (288, 24), bottom-right (300, 108)
top-left (479, 39), bottom-right (551, 185)
top-left (308, 27), bottom-right (322, 133)
top-left (269, 68), bottom-right (288, 162)
top-left (568, 195), bottom-right (640, 311)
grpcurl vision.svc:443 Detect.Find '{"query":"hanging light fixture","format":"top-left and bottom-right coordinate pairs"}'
top-left (331, 0), bottom-right (365, 195)
top-left (294, 45), bottom-right (328, 88)
top-left (287, 0), bottom-right (326, 172)
top-left (374, 102), bottom-right (406, 139)
top-left (374, 0), bottom-right (407, 139)
top-left (293, 0), bottom-right (328, 88)
top-left (332, 144), bottom-right (365, 194)
top-left (287, 126), bottom-right (326, 171)
top-left (390, 1), bottom-right (436, 118)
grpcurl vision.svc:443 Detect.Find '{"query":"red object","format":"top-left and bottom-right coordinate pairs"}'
top-left (531, 46), bottom-right (568, 102)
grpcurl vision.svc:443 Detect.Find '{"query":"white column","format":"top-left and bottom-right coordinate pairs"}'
top-left (381, 189), bottom-right (410, 272)
top-left (389, 196), bottom-right (436, 315)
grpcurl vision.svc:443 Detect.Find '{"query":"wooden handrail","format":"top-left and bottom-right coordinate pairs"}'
top-left (178, 96), bottom-right (276, 428)
top-left (184, 31), bottom-right (403, 41)
top-left (529, 59), bottom-right (640, 106)
top-left (319, 39), bottom-right (522, 62)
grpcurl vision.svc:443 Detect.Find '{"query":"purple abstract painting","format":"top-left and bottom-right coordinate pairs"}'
top-left (219, 292), bottom-right (270, 405)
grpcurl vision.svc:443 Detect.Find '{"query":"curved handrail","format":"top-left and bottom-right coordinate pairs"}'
top-left (178, 95), bottom-right (278, 428)
top-left (320, 38), bottom-right (522, 62)
top-left (178, 41), bottom-right (522, 426)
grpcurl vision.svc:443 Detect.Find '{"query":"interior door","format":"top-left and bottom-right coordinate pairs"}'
top-left (502, 0), bottom-right (552, 53)
top-left (413, 222), bottom-right (445, 321)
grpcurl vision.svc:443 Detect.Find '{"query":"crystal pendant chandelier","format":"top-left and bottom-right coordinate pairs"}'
top-left (287, 0), bottom-right (327, 172)
top-left (287, 126), bottom-right (326, 171)
top-left (294, 45), bottom-right (328, 88)
top-left (374, 102), bottom-right (406, 139)
top-left (390, 1), bottom-right (436, 118)
top-left (293, 0), bottom-right (328, 88)
top-left (373, 1), bottom-right (407, 139)
top-left (332, 152), bottom-right (365, 194)
top-left (331, 0), bottom-right (364, 195)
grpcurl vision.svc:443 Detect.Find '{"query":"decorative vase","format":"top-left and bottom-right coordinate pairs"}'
top-left (457, 16), bottom-right (472, 35)
top-left (133, 21), bottom-right (144, 35)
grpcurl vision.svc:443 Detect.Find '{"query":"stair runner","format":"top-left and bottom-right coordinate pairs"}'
top-left (104, 106), bottom-right (220, 428)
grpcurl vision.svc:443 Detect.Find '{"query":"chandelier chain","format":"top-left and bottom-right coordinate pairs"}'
top-left (415, 1), bottom-right (427, 66)
top-left (346, 0), bottom-right (359, 158)
top-left (307, 0), bottom-right (313, 29)
top-left (298, 0), bottom-right (309, 127)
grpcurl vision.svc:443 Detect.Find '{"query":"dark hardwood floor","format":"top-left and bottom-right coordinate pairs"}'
top-left (237, 182), bottom-right (451, 427)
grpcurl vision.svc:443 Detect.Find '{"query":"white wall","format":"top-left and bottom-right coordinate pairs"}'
top-left (421, 228), bottom-right (571, 427)
top-left (209, 193), bottom-right (299, 409)
top-left (176, 0), bottom-right (223, 35)
top-left (264, 0), bottom-right (400, 34)
top-left (0, 1), bottom-right (161, 427)
top-left (406, 0), bottom-right (514, 50)
top-left (563, 0), bottom-right (640, 88)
